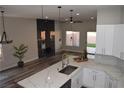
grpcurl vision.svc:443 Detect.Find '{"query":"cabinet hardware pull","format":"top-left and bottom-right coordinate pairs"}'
top-left (94, 75), bottom-right (96, 81)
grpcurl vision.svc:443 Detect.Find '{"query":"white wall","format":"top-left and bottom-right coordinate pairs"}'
top-left (0, 17), bottom-right (38, 71)
top-left (122, 7), bottom-right (124, 24)
top-left (97, 6), bottom-right (123, 25)
top-left (55, 21), bottom-right (62, 53)
top-left (61, 21), bottom-right (96, 53)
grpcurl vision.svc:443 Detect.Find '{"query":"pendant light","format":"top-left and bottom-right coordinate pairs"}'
top-left (58, 6), bottom-right (62, 42)
top-left (70, 9), bottom-right (74, 24)
top-left (58, 6), bottom-right (61, 21)
top-left (0, 9), bottom-right (13, 44)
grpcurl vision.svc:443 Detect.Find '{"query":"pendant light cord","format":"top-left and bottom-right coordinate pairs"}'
top-left (1, 11), bottom-right (7, 42)
top-left (1, 11), bottom-right (5, 32)
top-left (58, 6), bottom-right (61, 21)
top-left (0, 10), bottom-right (13, 44)
top-left (41, 5), bottom-right (43, 19)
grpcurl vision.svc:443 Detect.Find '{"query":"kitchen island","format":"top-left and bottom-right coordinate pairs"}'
top-left (18, 56), bottom-right (124, 88)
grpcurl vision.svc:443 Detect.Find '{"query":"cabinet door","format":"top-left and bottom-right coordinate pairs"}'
top-left (104, 25), bottom-right (114, 55)
top-left (71, 71), bottom-right (83, 88)
top-left (96, 25), bottom-right (105, 54)
top-left (83, 68), bottom-right (94, 87)
top-left (94, 71), bottom-right (106, 88)
top-left (105, 75), bottom-right (117, 88)
top-left (96, 25), bottom-right (115, 56)
top-left (113, 24), bottom-right (124, 59)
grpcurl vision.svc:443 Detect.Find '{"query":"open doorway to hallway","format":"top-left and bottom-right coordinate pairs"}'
top-left (87, 32), bottom-right (96, 59)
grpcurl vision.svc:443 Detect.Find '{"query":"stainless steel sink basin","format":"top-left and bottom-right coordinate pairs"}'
top-left (59, 65), bottom-right (78, 75)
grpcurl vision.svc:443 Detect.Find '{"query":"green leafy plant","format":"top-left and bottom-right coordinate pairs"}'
top-left (13, 44), bottom-right (28, 62)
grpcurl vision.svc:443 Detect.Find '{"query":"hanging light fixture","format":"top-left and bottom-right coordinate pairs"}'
top-left (0, 8), bottom-right (13, 44)
top-left (58, 6), bottom-right (61, 21)
top-left (57, 6), bottom-right (62, 42)
top-left (70, 10), bottom-right (74, 24)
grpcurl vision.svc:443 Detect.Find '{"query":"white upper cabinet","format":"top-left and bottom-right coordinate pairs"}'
top-left (96, 25), bottom-right (105, 54)
top-left (113, 24), bottom-right (124, 60)
top-left (96, 25), bottom-right (114, 55)
top-left (96, 24), bottom-right (124, 60)
top-left (104, 27), bottom-right (114, 55)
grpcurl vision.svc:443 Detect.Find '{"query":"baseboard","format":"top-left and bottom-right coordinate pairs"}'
top-left (24, 57), bottom-right (38, 63)
top-left (61, 49), bottom-right (83, 53)
top-left (0, 63), bottom-right (17, 71)
top-left (0, 57), bottom-right (38, 72)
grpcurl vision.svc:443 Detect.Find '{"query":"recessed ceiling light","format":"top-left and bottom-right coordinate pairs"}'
top-left (70, 21), bottom-right (74, 23)
top-left (90, 16), bottom-right (94, 19)
top-left (45, 16), bottom-right (48, 19)
top-left (65, 19), bottom-right (68, 21)
top-left (76, 13), bottom-right (80, 15)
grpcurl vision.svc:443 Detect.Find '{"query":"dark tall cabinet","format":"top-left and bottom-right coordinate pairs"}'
top-left (37, 19), bottom-right (55, 58)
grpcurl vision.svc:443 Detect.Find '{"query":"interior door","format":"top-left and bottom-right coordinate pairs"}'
top-left (37, 19), bottom-right (55, 58)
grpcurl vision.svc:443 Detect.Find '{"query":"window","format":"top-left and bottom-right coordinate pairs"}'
top-left (41, 31), bottom-right (46, 40)
top-left (66, 31), bottom-right (80, 47)
top-left (87, 32), bottom-right (96, 59)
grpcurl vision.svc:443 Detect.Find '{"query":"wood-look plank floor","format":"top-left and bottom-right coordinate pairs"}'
top-left (0, 54), bottom-right (62, 88)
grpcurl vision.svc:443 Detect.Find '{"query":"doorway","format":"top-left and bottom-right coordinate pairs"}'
top-left (37, 19), bottom-right (55, 58)
top-left (87, 32), bottom-right (96, 59)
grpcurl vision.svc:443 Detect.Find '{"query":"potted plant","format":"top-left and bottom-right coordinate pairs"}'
top-left (13, 44), bottom-right (28, 67)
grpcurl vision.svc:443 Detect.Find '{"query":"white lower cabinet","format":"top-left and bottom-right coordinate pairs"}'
top-left (82, 68), bottom-right (106, 88)
top-left (105, 75), bottom-right (117, 88)
top-left (71, 70), bottom-right (83, 88)
top-left (71, 67), bottom-right (118, 88)
top-left (82, 68), bottom-right (94, 87)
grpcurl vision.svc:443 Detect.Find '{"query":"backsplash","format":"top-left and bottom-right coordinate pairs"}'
top-left (95, 54), bottom-right (124, 71)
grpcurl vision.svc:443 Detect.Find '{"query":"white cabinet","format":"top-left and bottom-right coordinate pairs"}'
top-left (94, 71), bottom-right (106, 88)
top-left (82, 68), bottom-right (106, 88)
top-left (96, 25), bottom-right (114, 55)
top-left (96, 24), bottom-right (124, 60)
top-left (113, 24), bottom-right (124, 60)
top-left (83, 68), bottom-right (94, 87)
top-left (105, 75), bottom-right (117, 88)
top-left (96, 26), bottom-right (105, 54)
top-left (71, 70), bottom-right (83, 88)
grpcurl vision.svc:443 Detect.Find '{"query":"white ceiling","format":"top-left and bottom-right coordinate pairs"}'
top-left (0, 5), bottom-right (99, 21)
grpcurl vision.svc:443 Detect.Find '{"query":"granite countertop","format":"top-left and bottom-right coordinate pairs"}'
top-left (18, 56), bottom-right (124, 88)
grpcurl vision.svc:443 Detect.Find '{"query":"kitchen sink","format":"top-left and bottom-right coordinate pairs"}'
top-left (59, 65), bottom-right (78, 75)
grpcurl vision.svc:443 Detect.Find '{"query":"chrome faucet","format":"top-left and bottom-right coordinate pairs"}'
top-left (62, 54), bottom-right (66, 69)
top-left (61, 54), bottom-right (69, 68)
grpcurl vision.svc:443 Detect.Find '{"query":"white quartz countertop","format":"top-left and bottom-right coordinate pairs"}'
top-left (18, 56), bottom-right (82, 88)
top-left (18, 56), bottom-right (124, 88)
top-left (80, 60), bottom-right (124, 87)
